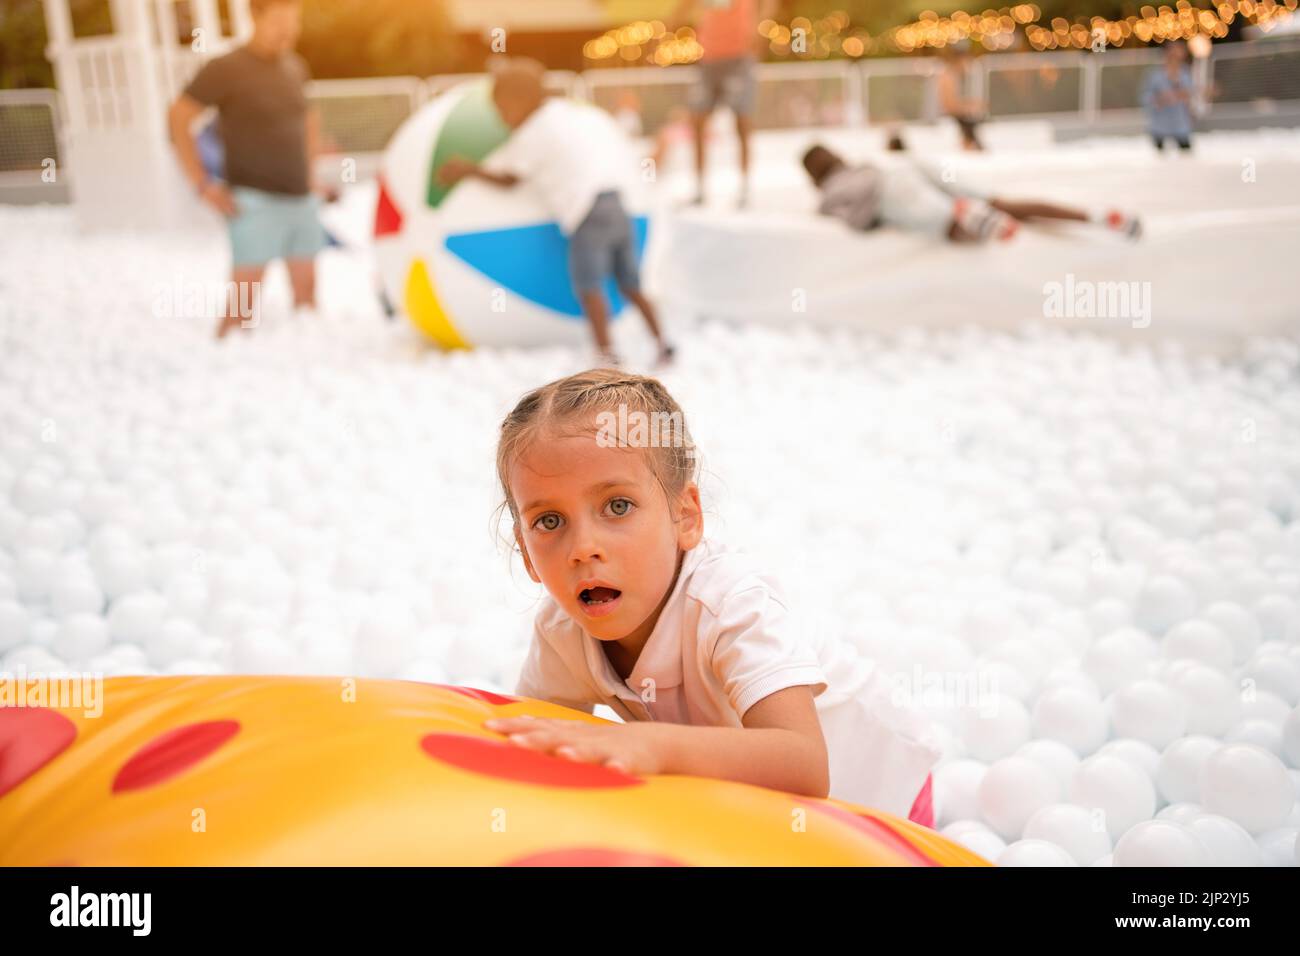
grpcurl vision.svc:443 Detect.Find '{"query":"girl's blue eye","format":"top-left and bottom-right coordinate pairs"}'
top-left (533, 513), bottom-right (562, 532)
top-left (606, 497), bottom-right (634, 517)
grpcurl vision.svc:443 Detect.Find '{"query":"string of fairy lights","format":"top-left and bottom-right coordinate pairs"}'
top-left (581, 0), bottom-right (1298, 64)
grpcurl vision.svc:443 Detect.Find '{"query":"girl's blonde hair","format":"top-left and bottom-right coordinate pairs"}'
top-left (495, 368), bottom-right (699, 531)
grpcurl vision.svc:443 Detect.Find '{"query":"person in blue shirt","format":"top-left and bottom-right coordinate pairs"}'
top-left (1143, 41), bottom-right (1197, 152)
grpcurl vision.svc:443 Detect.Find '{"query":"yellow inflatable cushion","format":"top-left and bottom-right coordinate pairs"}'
top-left (0, 675), bottom-right (990, 866)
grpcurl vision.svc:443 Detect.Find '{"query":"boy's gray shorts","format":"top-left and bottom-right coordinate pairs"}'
top-left (688, 56), bottom-right (758, 116)
top-left (568, 191), bottom-right (640, 294)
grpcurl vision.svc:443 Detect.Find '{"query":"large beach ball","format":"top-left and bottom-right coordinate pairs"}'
top-left (0, 675), bottom-right (989, 866)
top-left (373, 80), bottom-right (650, 349)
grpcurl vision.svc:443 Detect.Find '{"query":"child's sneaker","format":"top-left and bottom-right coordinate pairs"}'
top-left (654, 342), bottom-right (677, 370)
top-left (594, 348), bottom-right (623, 369)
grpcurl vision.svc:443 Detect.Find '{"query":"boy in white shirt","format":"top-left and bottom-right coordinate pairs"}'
top-left (803, 142), bottom-right (1141, 242)
top-left (437, 58), bottom-right (674, 368)
top-left (482, 368), bottom-right (942, 822)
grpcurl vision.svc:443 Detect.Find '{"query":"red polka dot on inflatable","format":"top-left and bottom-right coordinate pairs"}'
top-left (420, 733), bottom-right (643, 789)
top-left (434, 686), bottom-right (519, 707)
top-left (803, 800), bottom-right (936, 867)
top-left (112, 720), bottom-right (241, 794)
top-left (506, 847), bottom-right (686, 866)
top-left (0, 707), bottom-right (77, 799)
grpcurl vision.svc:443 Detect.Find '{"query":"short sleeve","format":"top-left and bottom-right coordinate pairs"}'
top-left (182, 57), bottom-right (228, 107)
top-left (708, 585), bottom-right (828, 719)
top-left (514, 622), bottom-right (595, 716)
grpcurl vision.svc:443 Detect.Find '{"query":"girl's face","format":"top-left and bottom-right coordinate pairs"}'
top-left (511, 427), bottom-right (703, 646)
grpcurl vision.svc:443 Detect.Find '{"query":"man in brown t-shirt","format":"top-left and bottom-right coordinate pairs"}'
top-left (168, 0), bottom-right (328, 338)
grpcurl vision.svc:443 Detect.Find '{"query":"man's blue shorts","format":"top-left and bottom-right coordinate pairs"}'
top-left (228, 186), bottom-right (327, 268)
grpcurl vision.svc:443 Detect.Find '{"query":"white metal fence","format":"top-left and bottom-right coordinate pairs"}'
top-left (4, 37), bottom-right (1300, 179)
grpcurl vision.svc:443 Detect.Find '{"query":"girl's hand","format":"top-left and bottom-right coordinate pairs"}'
top-left (483, 716), bottom-right (666, 776)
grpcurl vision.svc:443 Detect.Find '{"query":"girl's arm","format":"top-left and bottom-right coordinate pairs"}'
top-left (649, 685), bottom-right (830, 797)
top-left (485, 684), bottom-right (830, 798)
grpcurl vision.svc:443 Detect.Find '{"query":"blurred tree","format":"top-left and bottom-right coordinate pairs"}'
top-left (2, 0), bottom-right (114, 88)
top-left (297, 0), bottom-right (459, 78)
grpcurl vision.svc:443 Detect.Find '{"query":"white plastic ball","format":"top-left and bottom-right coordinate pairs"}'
top-left (52, 614), bottom-right (111, 662)
top-left (1166, 662), bottom-right (1241, 737)
top-left (1161, 620), bottom-right (1234, 672)
top-left (1023, 803), bottom-right (1113, 865)
top-left (0, 599), bottom-right (31, 653)
top-left (1202, 600), bottom-right (1262, 664)
top-left (997, 839), bottom-right (1079, 866)
top-left (1109, 679), bottom-right (1188, 749)
top-left (1186, 813), bottom-right (1262, 866)
top-left (1113, 821), bottom-right (1211, 866)
top-left (106, 591), bottom-right (167, 646)
top-left (961, 695), bottom-right (1032, 762)
top-left (1032, 686), bottom-right (1109, 756)
top-left (1242, 652), bottom-right (1300, 706)
top-left (1133, 575), bottom-right (1198, 634)
top-left (1070, 754), bottom-right (1158, 841)
top-left (231, 627), bottom-right (298, 673)
top-left (1157, 736), bottom-right (1221, 805)
top-left (1283, 706), bottom-right (1300, 769)
top-left (977, 756), bottom-right (1061, 841)
top-left (1157, 802), bottom-right (1205, 826)
top-left (933, 759), bottom-right (988, 828)
top-left (1096, 738), bottom-right (1162, 783)
top-left (1255, 594), bottom-right (1299, 643)
top-left (1224, 719), bottom-right (1284, 756)
top-left (15, 549), bottom-right (58, 601)
top-left (939, 821), bottom-right (1006, 862)
top-left (1014, 739), bottom-right (1082, 793)
top-left (145, 619), bottom-right (203, 668)
top-left (353, 597), bottom-right (420, 676)
top-left (50, 575), bottom-right (105, 618)
top-left (1199, 743), bottom-right (1295, 834)
top-left (1255, 827), bottom-right (1299, 867)
top-left (1083, 627), bottom-right (1157, 695)
top-left (1087, 598), bottom-right (1132, 635)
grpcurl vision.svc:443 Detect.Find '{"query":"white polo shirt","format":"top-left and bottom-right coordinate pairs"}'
top-left (514, 539), bottom-right (942, 817)
top-left (482, 96), bottom-right (636, 236)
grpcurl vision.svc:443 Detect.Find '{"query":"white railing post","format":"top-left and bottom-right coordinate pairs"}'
top-left (844, 61), bottom-right (863, 125)
top-left (1082, 52), bottom-right (1100, 122)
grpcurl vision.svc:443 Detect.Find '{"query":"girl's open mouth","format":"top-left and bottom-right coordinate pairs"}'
top-left (578, 586), bottom-right (622, 617)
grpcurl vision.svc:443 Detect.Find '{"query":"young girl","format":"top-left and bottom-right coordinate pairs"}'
top-left (482, 369), bottom-right (941, 823)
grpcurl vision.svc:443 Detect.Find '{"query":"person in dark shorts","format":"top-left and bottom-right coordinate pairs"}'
top-left (168, 0), bottom-right (329, 339)
top-left (937, 42), bottom-right (985, 152)
top-left (674, 0), bottom-right (776, 208)
top-left (437, 58), bottom-right (674, 369)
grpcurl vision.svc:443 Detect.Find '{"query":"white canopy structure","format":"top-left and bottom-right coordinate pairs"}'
top-left (41, 0), bottom-right (252, 229)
